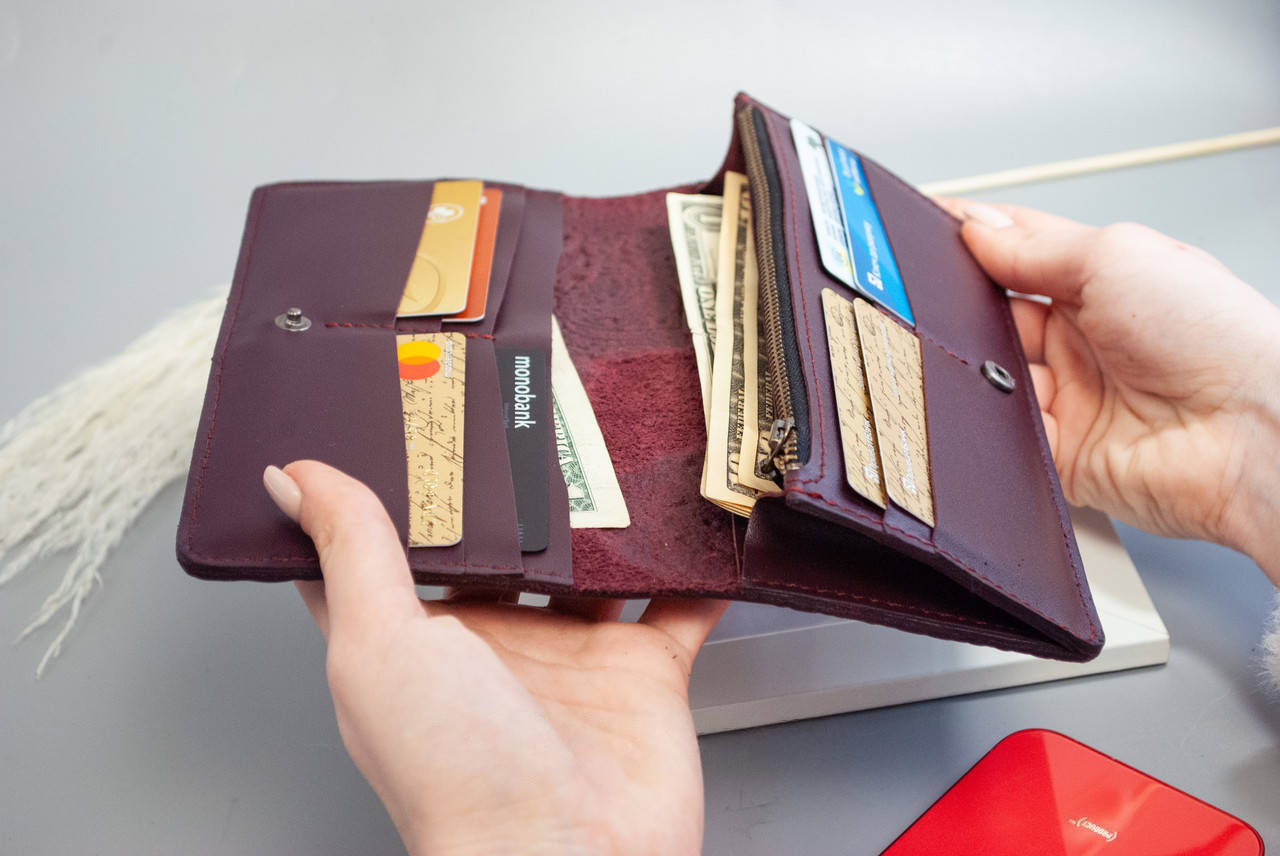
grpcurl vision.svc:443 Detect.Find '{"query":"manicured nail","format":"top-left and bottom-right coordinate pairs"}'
top-left (263, 465), bottom-right (302, 521)
top-left (963, 203), bottom-right (1014, 230)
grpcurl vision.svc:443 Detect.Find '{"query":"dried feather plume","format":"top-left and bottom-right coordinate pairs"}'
top-left (0, 291), bottom-right (227, 675)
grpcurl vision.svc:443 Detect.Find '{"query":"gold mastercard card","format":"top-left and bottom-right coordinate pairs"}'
top-left (396, 333), bottom-right (466, 546)
top-left (397, 180), bottom-right (483, 317)
top-left (853, 298), bottom-right (935, 527)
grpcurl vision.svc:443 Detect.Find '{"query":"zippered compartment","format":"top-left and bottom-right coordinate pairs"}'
top-left (737, 103), bottom-right (810, 470)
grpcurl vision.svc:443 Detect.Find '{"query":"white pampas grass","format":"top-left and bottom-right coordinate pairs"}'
top-left (0, 291), bottom-right (227, 675)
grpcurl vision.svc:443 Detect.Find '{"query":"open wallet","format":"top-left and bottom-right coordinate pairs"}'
top-left (177, 93), bottom-right (1104, 662)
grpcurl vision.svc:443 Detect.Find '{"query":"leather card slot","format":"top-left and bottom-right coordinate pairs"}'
top-left (494, 189), bottom-right (573, 586)
top-left (393, 182), bottom-right (529, 338)
top-left (920, 344), bottom-right (1100, 655)
top-left (403, 335), bottom-right (524, 579)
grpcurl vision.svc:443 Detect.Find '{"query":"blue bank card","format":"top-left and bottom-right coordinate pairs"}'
top-left (825, 138), bottom-right (915, 326)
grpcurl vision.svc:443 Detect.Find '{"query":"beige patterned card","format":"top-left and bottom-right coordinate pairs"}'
top-left (821, 289), bottom-right (886, 509)
top-left (853, 299), bottom-right (934, 527)
top-left (396, 333), bottom-right (466, 546)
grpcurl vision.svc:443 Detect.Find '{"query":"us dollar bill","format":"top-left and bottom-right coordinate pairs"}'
top-left (666, 192), bottom-right (722, 427)
top-left (702, 172), bottom-right (761, 516)
top-left (551, 317), bottom-right (630, 528)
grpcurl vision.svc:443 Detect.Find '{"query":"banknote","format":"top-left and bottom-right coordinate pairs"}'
top-left (703, 172), bottom-right (764, 516)
top-left (550, 317), bottom-right (630, 529)
top-left (666, 192), bottom-right (722, 426)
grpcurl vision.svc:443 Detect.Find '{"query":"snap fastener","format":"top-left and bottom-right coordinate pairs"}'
top-left (275, 307), bottom-right (311, 332)
top-left (981, 360), bottom-right (1015, 393)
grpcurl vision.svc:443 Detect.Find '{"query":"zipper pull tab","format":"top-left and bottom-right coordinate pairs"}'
top-left (761, 417), bottom-right (796, 477)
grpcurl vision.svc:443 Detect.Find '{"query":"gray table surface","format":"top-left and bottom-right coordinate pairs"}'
top-left (2, 1), bottom-right (1277, 852)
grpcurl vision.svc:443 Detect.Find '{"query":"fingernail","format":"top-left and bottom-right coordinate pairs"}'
top-left (263, 465), bottom-right (302, 521)
top-left (963, 203), bottom-right (1014, 230)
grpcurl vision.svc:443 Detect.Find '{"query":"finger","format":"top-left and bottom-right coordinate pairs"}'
top-left (1040, 409), bottom-right (1061, 467)
top-left (547, 596), bottom-right (626, 623)
top-left (1029, 363), bottom-right (1057, 411)
top-left (294, 579), bottom-right (330, 640)
top-left (639, 598), bottom-right (730, 655)
top-left (957, 203), bottom-right (1098, 304)
top-left (935, 197), bottom-right (1080, 233)
top-left (931, 195), bottom-right (969, 220)
top-left (1009, 297), bottom-right (1050, 364)
top-left (271, 461), bottom-right (421, 639)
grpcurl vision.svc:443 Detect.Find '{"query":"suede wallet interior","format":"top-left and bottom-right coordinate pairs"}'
top-left (177, 93), bottom-right (1104, 662)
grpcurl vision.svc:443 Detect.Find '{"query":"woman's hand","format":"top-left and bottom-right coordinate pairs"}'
top-left (941, 200), bottom-right (1280, 584)
top-left (264, 461), bottom-right (726, 856)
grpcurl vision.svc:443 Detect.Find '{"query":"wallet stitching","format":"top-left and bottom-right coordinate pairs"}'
top-left (759, 578), bottom-right (996, 628)
top-left (184, 547), bottom-right (524, 573)
top-left (786, 485), bottom-right (1094, 641)
top-left (918, 335), bottom-right (972, 366)
top-left (186, 188), bottom-right (264, 553)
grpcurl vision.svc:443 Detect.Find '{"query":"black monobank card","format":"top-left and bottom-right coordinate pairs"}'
top-left (496, 346), bottom-right (550, 552)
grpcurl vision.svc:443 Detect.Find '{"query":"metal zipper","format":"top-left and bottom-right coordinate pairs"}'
top-left (737, 104), bottom-right (808, 476)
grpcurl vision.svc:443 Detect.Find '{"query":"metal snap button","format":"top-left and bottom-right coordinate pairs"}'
top-left (275, 307), bottom-right (311, 332)
top-left (981, 360), bottom-right (1015, 393)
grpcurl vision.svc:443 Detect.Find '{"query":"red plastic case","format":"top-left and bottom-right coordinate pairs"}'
top-left (883, 729), bottom-right (1263, 855)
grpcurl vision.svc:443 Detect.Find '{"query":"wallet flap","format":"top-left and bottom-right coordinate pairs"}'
top-left (733, 93), bottom-right (1101, 659)
top-left (179, 181), bottom-right (528, 580)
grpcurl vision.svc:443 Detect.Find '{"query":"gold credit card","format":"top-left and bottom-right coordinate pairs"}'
top-left (397, 180), bottom-right (483, 317)
top-left (853, 299), bottom-right (935, 527)
top-left (397, 333), bottom-right (466, 546)
top-left (821, 289), bottom-right (886, 509)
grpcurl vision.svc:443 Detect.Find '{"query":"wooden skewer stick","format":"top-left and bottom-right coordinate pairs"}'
top-left (917, 126), bottom-right (1280, 197)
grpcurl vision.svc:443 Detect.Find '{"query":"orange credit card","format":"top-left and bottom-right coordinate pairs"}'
top-left (397, 179), bottom-right (482, 317)
top-left (445, 187), bottom-right (502, 323)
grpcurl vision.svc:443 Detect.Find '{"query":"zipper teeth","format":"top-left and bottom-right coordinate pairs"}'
top-left (737, 105), bottom-right (799, 471)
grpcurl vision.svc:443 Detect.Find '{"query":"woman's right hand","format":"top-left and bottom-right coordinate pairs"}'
top-left (940, 199), bottom-right (1280, 585)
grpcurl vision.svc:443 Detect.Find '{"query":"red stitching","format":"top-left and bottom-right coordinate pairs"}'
top-left (919, 333), bottom-right (972, 366)
top-left (184, 546), bottom-right (524, 573)
top-left (186, 190), bottom-right (264, 550)
top-left (758, 578), bottom-right (996, 629)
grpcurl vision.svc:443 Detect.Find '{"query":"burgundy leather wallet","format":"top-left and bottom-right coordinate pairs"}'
top-left (177, 93), bottom-right (1103, 662)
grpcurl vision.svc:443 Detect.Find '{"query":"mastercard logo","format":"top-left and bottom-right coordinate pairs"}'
top-left (398, 340), bottom-right (442, 379)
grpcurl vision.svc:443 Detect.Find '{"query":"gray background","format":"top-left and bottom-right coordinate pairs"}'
top-left (2, 0), bottom-right (1277, 852)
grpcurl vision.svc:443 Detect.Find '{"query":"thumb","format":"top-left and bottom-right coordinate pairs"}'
top-left (264, 461), bottom-right (420, 639)
top-left (953, 201), bottom-right (1098, 305)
